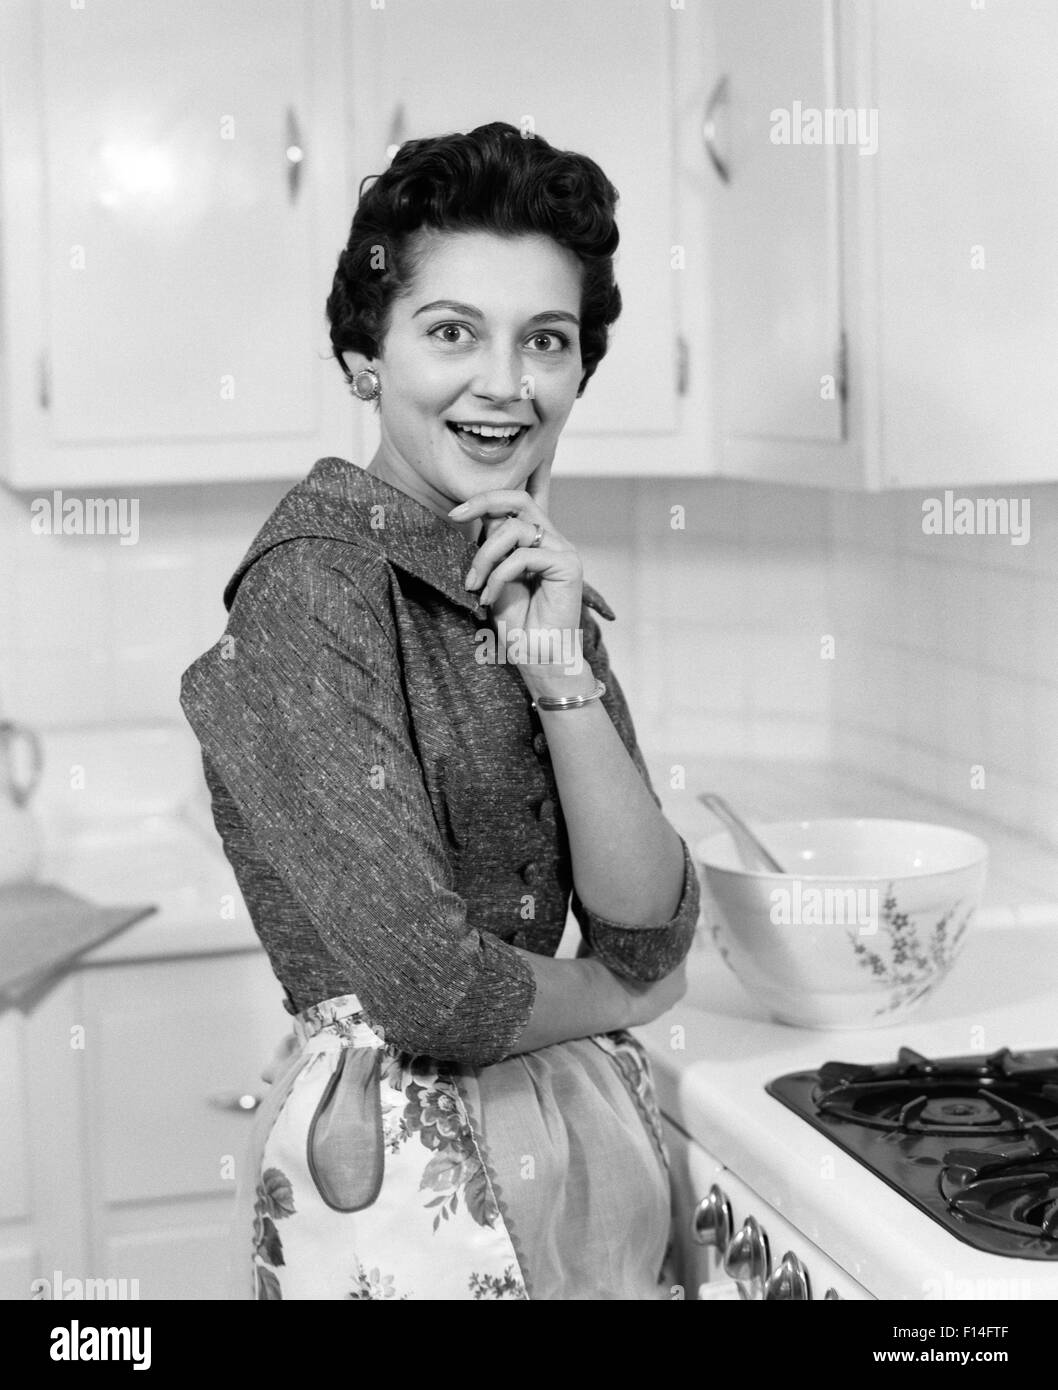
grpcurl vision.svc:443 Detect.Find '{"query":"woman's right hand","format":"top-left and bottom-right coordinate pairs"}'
top-left (613, 958), bottom-right (688, 1028)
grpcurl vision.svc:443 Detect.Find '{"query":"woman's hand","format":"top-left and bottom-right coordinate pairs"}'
top-left (447, 460), bottom-right (587, 677)
top-left (613, 959), bottom-right (689, 1029)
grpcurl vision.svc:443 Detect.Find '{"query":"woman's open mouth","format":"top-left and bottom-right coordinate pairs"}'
top-left (446, 421), bottom-right (530, 463)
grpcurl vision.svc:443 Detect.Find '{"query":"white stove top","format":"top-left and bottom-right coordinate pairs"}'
top-left (634, 918), bottom-right (1058, 1299)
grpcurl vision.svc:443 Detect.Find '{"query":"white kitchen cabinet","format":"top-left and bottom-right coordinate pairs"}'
top-left (862, 0), bottom-right (1058, 487)
top-left (707, 0), bottom-right (1058, 488)
top-left (346, 0), bottom-right (712, 478)
top-left (708, 0), bottom-right (846, 476)
top-left (0, 0), bottom-right (354, 488)
top-left (1, 949), bottom-right (288, 1301)
top-left (81, 952), bottom-right (287, 1299)
top-left (0, 1008), bottom-right (40, 1299)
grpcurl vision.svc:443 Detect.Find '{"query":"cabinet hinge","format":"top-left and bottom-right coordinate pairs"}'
top-left (676, 334), bottom-right (689, 397)
top-left (38, 353), bottom-right (50, 410)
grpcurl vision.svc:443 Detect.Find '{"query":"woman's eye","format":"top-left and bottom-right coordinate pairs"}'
top-left (428, 324), bottom-right (571, 351)
top-left (527, 331), bottom-right (570, 353)
top-left (429, 323), bottom-right (474, 345)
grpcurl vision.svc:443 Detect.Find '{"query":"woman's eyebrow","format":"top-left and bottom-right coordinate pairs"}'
top-left (412, 299), bottom-right (580, 327)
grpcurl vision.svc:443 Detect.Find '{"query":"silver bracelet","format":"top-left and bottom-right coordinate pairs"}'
top-left (530, 678), bottom-right (606, 712)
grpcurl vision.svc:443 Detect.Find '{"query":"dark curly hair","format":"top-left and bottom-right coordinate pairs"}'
top-left (325, 121), bottom-right (622, 400)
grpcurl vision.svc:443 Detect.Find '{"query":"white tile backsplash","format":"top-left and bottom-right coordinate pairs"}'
top-left (827, 483), bottom-right (1058, 853)
top-left (2, 469), bottom-right (1055, 853)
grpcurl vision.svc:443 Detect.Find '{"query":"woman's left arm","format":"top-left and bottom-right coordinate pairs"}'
top-left (524, 626), bottom-right (686, 927)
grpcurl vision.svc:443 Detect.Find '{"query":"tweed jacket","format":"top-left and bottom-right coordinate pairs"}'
top-left (179, 457), bottom-right (700, 1067)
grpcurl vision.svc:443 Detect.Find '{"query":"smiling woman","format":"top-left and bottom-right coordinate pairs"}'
top-left (326, 125), bottom-right (619, 532)
top-left (179, 121), bottom-right (699, 1301)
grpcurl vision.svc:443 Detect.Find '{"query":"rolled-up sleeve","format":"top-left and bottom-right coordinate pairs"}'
top-left (179, 545), bottom-right (536, 1067)
top-left (569, 610), bottom-right (701, 982)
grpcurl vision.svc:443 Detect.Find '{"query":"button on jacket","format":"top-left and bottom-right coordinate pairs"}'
top-left (179, 457), bottom-right (700, 1068)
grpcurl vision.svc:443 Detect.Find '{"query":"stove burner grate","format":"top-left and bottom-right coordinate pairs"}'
top-left (813, 1046), bottom-right (1058, 1136)
top-left (767, 1045), bottom-right (1058, 1260)
top-left (943, 1123), bottom-right (1058, 1243)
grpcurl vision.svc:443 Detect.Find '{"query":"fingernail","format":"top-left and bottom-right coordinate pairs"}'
top-left (464, 567), bottom-right (478, 589)
top-left (449, 502), bottom-right (469, 516)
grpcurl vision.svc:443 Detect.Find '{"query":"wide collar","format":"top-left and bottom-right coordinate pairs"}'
top-left (222, 456), bottom-right (617, 622)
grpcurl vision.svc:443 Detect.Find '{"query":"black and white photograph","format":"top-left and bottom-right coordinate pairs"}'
top-left (0, 0), bottom-right (1056, 1340)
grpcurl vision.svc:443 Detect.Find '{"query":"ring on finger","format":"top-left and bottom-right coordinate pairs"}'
top-left (528, 522), bottom-right (544, 549)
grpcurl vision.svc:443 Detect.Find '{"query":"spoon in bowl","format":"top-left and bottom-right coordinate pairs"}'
top-left (697, 792), bottom-right (787, 874)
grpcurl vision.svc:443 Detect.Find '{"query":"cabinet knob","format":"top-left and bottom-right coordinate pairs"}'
top-left (764, 1251), bottom-right (811, 1301)
top-left (285, 107), bottom-right (304, 202)
top-left (207, 1090), bottom-right (263, 1114)
top-left (691, 1184), bottom-right (732, 1249)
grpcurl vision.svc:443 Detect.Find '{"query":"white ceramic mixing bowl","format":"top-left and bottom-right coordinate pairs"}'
top-left (694, 818), bottom-right (988, 1029)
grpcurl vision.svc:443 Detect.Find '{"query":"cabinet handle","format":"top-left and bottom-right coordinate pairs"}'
top-left (702, 74), bottom-right (731, 184)
top-left (207, 1090), bottom-right (263, 1114)
top-left (285, 107), bottom-right (304, 202)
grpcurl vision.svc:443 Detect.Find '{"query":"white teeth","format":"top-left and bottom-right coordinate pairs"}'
top-left (454, 423), bottom-right (522, 438)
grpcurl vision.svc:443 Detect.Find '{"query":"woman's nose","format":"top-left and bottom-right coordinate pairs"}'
top-left (471, 342), bottom-right (526, 403)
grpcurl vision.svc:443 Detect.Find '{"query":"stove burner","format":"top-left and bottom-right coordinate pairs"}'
top-left (920, 1095), bottom-right (1007, 1127)
top-left (767, 1045), bottom-right (1058, 1260)
top-left (814, 1047), bottom-right (1058, 1136)
top-left (942, 1124), bottom-right (1058, 1244)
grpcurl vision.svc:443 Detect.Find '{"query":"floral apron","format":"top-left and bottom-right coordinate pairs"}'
top-left (226, 994), bottom-right (675, 1300)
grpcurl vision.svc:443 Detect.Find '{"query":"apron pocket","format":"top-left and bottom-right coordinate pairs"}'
top-left (306, 1045), bottom-right (385, 1213)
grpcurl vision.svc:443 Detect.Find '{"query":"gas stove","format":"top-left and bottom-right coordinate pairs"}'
top-left (635, 917), bottom-right (1058, 1299)
top-left (767, 1046), bottom-right (1058, 1262)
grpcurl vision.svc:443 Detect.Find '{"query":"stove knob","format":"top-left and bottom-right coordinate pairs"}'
top-left (764, 1251), bottom-right (811, 1301)
top-left (722, 1215), bottom-right (771, 1296)
top-left (692, 1184), bottom-right (732, 1249)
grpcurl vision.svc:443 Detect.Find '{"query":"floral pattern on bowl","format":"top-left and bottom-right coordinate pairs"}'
top-left (846, 884), bottom-right (976, 1018)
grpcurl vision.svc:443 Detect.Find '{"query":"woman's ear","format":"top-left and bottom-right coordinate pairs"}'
top-left (340, 350), bottom-right (374, 379)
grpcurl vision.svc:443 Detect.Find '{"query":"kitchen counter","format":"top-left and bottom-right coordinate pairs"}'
top-left (23, 729), bottom-right (1058, 968)
top-left (643, 752), bottom-right (1058, 926)
top-left (30, 725), bottom-right (259, 964)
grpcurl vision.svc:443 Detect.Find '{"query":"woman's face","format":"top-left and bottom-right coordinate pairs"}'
top-left (352, 229), bottom-right (584, 527)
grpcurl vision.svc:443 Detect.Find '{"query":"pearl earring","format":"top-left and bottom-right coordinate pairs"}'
top-left (350, 367), bottom-right (381, 401)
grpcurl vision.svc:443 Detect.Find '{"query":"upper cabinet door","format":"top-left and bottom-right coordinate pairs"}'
top-left (0, 0), bottom-right (352, 487)
top-left (346, 0), bottom-right (681, 448)
top-left (709, 0), bottom-right (847, 480)
top-left (867, 0), bottom-right (1058, 488)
